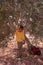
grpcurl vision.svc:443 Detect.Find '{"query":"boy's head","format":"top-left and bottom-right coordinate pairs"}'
top-left (18, 25), bottom-right (24, 31)
top-left (19, 25), bottom-right (24, 30)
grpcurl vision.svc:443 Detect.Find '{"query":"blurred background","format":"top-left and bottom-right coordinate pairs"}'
top-left (0, 0), bottom-right (43, 65)
top-left (0, 0), bottom-right (43, 48)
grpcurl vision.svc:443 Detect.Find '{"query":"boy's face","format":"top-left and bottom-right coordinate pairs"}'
top-left (18, 27), bottom-right (22, 32)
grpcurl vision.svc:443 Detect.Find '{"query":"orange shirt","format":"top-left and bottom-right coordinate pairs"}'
top-left (15, 30), bottom-right (25, 42)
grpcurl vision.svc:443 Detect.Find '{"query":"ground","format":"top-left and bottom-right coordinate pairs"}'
top-left (0, 49), bottom-right (43, 65)
top-left (0, 33), bottom-right (43, 65)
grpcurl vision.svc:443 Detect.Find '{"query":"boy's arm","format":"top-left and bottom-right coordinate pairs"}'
top-left (22, 31), bottom-right (25, 43)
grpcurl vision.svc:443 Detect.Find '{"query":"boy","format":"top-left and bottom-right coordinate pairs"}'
top-left (15, 25), bottom-right (25, 58)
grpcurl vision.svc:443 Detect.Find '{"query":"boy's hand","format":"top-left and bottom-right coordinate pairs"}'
top-left (22, 40), bottom-right (25, 44)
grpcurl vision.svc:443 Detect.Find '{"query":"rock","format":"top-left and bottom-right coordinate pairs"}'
top-left (7, 36), bottom-right (18, 49)
top-left (21, 63), bottom-right (26, 65)
top-left (37, 58), bottom-right (43, 63)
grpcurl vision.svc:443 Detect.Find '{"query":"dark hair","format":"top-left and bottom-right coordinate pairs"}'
top-left (20, 25), bottom-right (24, 30)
